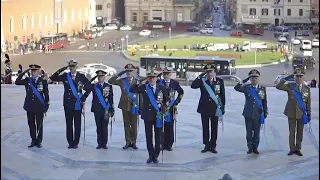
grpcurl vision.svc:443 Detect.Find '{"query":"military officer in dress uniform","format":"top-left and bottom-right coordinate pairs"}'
top-left (108, 64), bottom-right (142, 150)
top-left (191, 64), bottom-right (226, 153)
top-left (50, 60), bottom-right (90, 149)
top-left (157, 67), bottom-right (184, 151)
top-left (83, 70), bottom-right (114, 149)
top-left (15, 64), bottom-right (50, 148)
top-left (234, 69), bottom-right (268, 154)
top-left (130, 70), bottom-right (169, 163)
top-left (276, 68), bottom-right (311, 156)
top-left (4, 54), bottom-right (12, 84)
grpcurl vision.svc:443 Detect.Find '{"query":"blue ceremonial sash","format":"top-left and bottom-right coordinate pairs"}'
top-left (290, 84), bottom-right (308, 124)
top-left (249, 87), bottom-right (265, 125)
top-left (29, 78), bottom-right (45, 108)
top-left (67, 73), bottom-right (83, 110)
top-left (122, 78), bottom-right (139, 115)
top-left (95, 83), bottom-right (111, 110)
top-left (145, 84), bottom-right (163, 128)
top-left (201, 78), bottom-right (222, 117)
top-left (159, 80), bottom-right (175, 122)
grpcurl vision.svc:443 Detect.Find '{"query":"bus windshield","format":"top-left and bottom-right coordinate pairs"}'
top-left (40, 38), bottom-right (52, 45)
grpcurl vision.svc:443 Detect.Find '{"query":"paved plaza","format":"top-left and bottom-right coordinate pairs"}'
top-left (1, 85), bottom-right (319, 180)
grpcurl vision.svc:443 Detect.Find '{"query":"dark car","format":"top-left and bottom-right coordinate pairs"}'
top-left (205, 23), bottom-right (213, 28)
top-left (292, 56), bottom-right (316, 69)
top-left (186, 26), bottom-right (200, 32)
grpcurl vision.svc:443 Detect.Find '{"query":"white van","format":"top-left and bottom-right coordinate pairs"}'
top-left (300, 40), bottom-right (312, 50)
top-left (303, 49), bottom-right (313, 57)
top-left (242, 41), bottom-right (268, 51)
top-left (207, 43), bottom-right (229, 51)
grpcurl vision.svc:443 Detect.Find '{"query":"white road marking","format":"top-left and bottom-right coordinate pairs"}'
top-left (78, 45), bottom-right (85, 49)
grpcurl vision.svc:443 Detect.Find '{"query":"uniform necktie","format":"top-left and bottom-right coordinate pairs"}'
top-left (165, 81), bottom-right (169, 87)
top-left (150, 86), bottom-right (155, 94)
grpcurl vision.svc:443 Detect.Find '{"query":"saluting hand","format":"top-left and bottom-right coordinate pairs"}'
top-left (199, 72), bottom-right (206, 78)
top-left (242, 77), bottom-right (250, 83)
top-left (118, 70), bottom-right (126, 76)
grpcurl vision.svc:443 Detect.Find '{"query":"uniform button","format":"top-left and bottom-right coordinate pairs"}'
top-left (32, 99), bottom-right (34, 101)
top-left (209, 99), bottom-right (211, 101)
top-left (149, 109), bottom-right (151, 111)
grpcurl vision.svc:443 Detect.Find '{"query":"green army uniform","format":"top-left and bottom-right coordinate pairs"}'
top-left (276, 69), bottom-right (311, 156)
top-left (108, 64), bottom-right (142, 149)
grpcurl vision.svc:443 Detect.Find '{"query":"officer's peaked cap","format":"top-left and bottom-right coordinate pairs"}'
top-left (294, 68), bottom-right (305, 76)
top-left (29, 64), bottom-right (41, 70)
top-left (203, 64), bottom-right (215, 71)
top-left (67, 60), bottom-right (78, 66)
top-left (163, 66), bottom-right (173, 73)
top-left (124, 64), bottom-right (136, 70)
top-left (147, 70), bottom-right (158, 77)
top-left (96, 70), bottom-right (107, 76)
top-left (248, 69), bottom-right (260, 77)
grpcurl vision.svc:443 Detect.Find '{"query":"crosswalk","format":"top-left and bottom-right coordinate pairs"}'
top-left (53, 50), bottom-right (122, 53)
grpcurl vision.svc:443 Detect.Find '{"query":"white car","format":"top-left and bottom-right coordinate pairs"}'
top-left (278, 35), bottom-right (287, 42)
top-left (105, 24), bottom-right (118, 30)
top-left (199, 28), bottom-right (212, 34)
top-left (11, 72), bottom-right (28, 84)
top-left (311, 39), bottom-right (319, 47)
top-left (300, 40), bottom-right (312, 50)
top-left (139, 29), bottom-right (151, 36)
top-left (120, 25), bottom-right (132, 31)
top-left (64, 69), bottom-right (95, 80)
top-left (82, 63), bottom-right (117, 76)
top-left (292, 38), bottom-right (301, 45)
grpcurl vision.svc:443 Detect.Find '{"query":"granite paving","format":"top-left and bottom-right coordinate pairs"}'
top-left (1, 85), bottom-right (319, 180)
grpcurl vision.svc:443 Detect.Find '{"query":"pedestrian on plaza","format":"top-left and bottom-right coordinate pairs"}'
top-left (95, 43), bottom-right (98, 50)
top-left (164, 43), bottom-right (167, 51)
top-left (276, 68), bottom-right (311, 156)
top-left (191, 64), bottom-right (226, 154)
top-left (4, 54), bottom-right (12, 84)
top-left (15, 64), bottom-right (50, 148)
top-left (87, 42), bottom-right (90, 50)
top-left (310, 77), bottom-right (317, 88)
top-left (83, 70), bottom-right (115, 149)
top-left (129, 70), bottom-right (169, 164)
top-left (103, 42), bottom-right (106, 48)
top-left (234, 69), bottom-right (268, 154)
top-left (50, 60), bottom-right (90, 149)
top-left (295, 31), bottom-right (297, 37)
top-left (109, 43), bottom-right (112, 51)
top-left (108, 64), bottom-right (142, 150)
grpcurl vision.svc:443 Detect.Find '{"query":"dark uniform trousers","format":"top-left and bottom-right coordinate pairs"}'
top-left (122, 110), bottom-right (138, 145)
top-left (201, 114), bottom-right (219, 148)
top-left (64, 108), bottom-right (82, 146)
top-left (245, 117), bottom-right (261, 149)
top-left (288, 118), bottom-right (304, 151)
top-left (94, 113), bottom-right (109, 145)
top-left (144, 120), bottom-right (161, 158)
top-left (27, 112), bottom-right (44, 144)
top-left (163, 120), bottom-right (174, 149)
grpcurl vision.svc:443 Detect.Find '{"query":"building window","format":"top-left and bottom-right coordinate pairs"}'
top-left (132, 12), bottom-right (137, 22)
top-left (250, 0), bottom-right (256, 1)
top-left (38, 14), bottom-right (41, 28)
top-left (44, 13), bottom-right (47, 26)
top-left (249, 8), bottom-right (256, 15)
top-left (64, 11), bottom-right (68, 23)
top-left (144, 0), bottom-right (148, 1)
top-left (287, 9), bottom-right (291, 16)
top-left (78, 9), bottom-right (82, 20)
top-left (262, 0), bottom-right (268, 2)
top-left (71, 9), bottom-right (75, 22)
top-left (96, 5), bottom-right (103, 10)
top-left (30, 14), bottom-right (34, 29)
top-left (299, 9), bottom-right (303, 16)
top-left (143, 13), bottom-right (148, 21)
top-left (9, 17), bottom-right (14, 33)
top-left (300, 0), bottom-right (303, 2)
top-left (288, 0), bottom-right (291, 2)
top-left (22, 15), bottom-right (26, 30)
top-left (274, 9), bottom-right (280, 16)
top-left (261, 8), bottom-right (268, 16)
top-left (50, 12), bottom-right (53, 25)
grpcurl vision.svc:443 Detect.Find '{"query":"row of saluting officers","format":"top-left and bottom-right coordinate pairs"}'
top-left (14, 59), bottom-right (311, 163)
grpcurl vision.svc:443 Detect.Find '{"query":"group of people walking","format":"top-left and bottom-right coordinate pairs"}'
top-left (12, 56), bottom-right (312, 163)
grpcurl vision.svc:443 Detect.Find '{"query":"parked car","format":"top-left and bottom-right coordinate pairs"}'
top-left (302, 31), bottom-right (310, 36)
top-left (199, 28), bottom-right (211, 34)
top-left (186, 26), bottom-right (200, 32)
top-left (292, 38), bottom-right (301, 45)
top-left (311, 38), bottom-right (319, 47)
top-left (230, 31), bottom-right (242, 37)
top-left (139, 29), bottom-right (152, 36)
top-left (278, 35), bottom-right (287, 42)
top-left (105, 24), bottom-right (118, 30)
top-left (148, 33), bottom-right (159, 38)
top-left (119, 25), bottom-right (132, 31)
top-left (82, 63), bottom-right (117, 76)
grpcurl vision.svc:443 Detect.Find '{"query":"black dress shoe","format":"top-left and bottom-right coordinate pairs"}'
top-left (28, 142), bottom-right (37, 148)
top-left (201, 145), bottom-right (210, 153)
top-left (132, 144), bottom-right (138, 150)
top-left (152, 157), bottom-right (159, 163)
top-left (211, 149), bottom-right (217, 154)
top-left (68, 145), bottom-right (73, 149)
top-left (295, 151), bottom-right (303, 156)
top-left (146, 157), bottom-right (153, 164)
top-left (167, 147), bottom-right (173, 151)
top-left (96, 145), bottom-right (102, 149)
top-left (247, 148), bottom-right (253, 154)
top-left (253, 148), bottom-right (259, 154)
top-left (36, 143), bottom-right (42, 148)
top-left (102, 145), bottom-right (108, 149)
top-left (123, 144), bottom-right (130, 149)
top-left (287, 150), bottom-right (295, 156)
top-left (73, 145), bottom-right (78, 149)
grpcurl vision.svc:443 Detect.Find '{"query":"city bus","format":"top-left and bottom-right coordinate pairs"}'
top-left (39, 33), bottom-right (68, 50)
top-left (138, 56), bottom-right (236, 80)
top-left (84, 28), bottom-right (97, 39)
top-left (242, 23), bottom-right (264, 35)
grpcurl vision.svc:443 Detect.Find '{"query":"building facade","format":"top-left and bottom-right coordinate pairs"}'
top-left (94, 0), bottom-right (115, 24)
top-left (1, 0), bottom-right (93, 49)
top-left (124, 0), bottom-right (195, 27)
top-left (229, 0), bottom-right (318, 25)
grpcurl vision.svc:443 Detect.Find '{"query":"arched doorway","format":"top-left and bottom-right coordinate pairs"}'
top-left (275, 18), bottom-right (279, 26)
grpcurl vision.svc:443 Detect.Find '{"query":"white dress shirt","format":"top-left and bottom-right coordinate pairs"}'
top-left (150, 84), bottom-right (156, 93)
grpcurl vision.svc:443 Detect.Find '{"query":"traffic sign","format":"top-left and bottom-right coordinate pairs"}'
top-left (121, 38), bottom-right (125, 41)
top-left (125, 34), bottom-right (129, 39)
